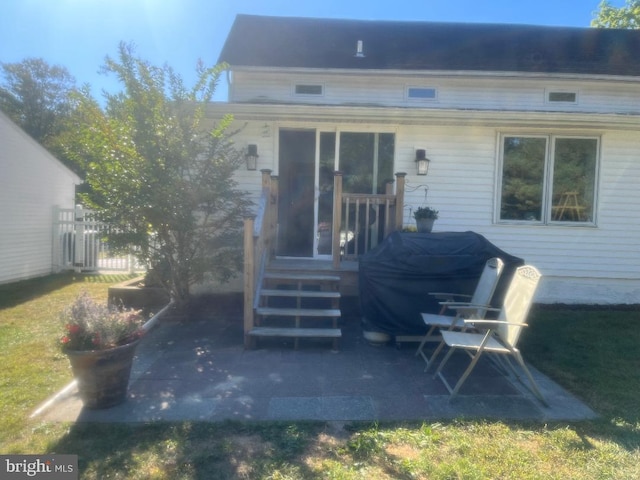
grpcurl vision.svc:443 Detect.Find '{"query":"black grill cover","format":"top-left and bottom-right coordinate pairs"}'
top-left (359, 231), bottom-right (524, 336)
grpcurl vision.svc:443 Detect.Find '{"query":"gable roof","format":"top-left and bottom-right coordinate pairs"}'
top-left (0, 110), bottom-right (81, 184)
top-left (218, 15), bottom-right (640, 77)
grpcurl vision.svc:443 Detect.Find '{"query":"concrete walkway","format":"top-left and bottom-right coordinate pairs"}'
top-left (37, 306), bottom-right (597, 423)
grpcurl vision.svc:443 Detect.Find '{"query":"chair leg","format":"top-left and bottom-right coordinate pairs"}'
top-left (512, 351), bottom-right (548, 406)
top-left (445, 349), bottom-right (487, 399)
top-left (433, 346), bottom-right (457, 394)
top-left (424, 339), bottom-right (447, 372)
top-left (415, 325), bottom-right (438, 358)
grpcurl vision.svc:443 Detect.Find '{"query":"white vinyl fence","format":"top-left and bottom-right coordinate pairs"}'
top-left (53, 206), bottom-right (143, 273)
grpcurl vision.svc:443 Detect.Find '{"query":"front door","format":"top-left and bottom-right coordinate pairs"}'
top-left (277, 129), bottom-right (316, 257)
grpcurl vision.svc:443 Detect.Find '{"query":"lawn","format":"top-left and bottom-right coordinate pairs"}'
top-left (1, 274), bottom-right (639, 479)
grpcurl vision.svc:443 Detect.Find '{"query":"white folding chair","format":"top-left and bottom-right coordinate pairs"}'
top-left (432, 265), bottom-right (547, 405)
top-left (416, 257), bottom-right (504, 369)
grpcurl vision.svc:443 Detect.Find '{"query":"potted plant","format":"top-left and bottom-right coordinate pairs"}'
top-left (60, 292), bottom-right (146, 409)
top-left (413, 206), bottom-right (439, 233)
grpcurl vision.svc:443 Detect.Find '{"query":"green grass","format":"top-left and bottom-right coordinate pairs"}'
top-left (1, 275), bottom-right (639, 479)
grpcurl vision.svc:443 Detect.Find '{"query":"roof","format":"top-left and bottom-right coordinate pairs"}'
top-left (0, 110), bottom-right (82, 184)
top-left (218, 15), bottom-right (640, 77)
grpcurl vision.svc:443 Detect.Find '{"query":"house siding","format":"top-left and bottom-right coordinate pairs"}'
top-left (209, 104), bottom-right (640, 304)
top-left (230, 71), bottom-right (640, 115)
top-left (0, 112), bottom-right (80, 285)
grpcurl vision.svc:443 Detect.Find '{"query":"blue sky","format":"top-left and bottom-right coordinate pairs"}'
top-left (0, 0), bottom-right (622, 102)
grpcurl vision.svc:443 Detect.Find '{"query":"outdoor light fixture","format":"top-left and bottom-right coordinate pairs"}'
top-left (415, 149), bottom-right (430, 176)
top-left (246, 144), bottom-right (258, 171)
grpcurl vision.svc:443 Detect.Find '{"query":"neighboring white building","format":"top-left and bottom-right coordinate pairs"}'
top-left (0, 110), bottom-right (81, 285)
top-left (210, 15), bottom-right (640, 304)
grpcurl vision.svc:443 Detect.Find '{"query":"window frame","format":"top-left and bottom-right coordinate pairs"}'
top-left (405, 86), bottom-right (438, 102)
top-left (293, 83), bottom-right (324, 97)
top-left (545, 89), bottom-right (579, 105)
top-left (496, 133), bottom-right (599, 226)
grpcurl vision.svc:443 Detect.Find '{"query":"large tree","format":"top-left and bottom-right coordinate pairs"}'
top-left (62, 43), bottom-right (251, 306)
top-left (592, 0), bottom-right (640, 28)
top-left (0, 58), bottom-right (77, 152)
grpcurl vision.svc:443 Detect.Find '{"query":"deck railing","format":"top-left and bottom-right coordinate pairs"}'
top-left (332, 172), bottom-right (405, 268)
top-left (243, 170), bottom-right (278, 347)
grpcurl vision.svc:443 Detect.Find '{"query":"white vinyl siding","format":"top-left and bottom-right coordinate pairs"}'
top-left (230, 70), bottom-right (640, 115)
top-left (212, 67), bottom-right (640, 303)
top-left (0, 113), bottom-right (79, 284)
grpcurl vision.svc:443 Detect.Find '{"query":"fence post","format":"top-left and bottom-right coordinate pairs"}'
top-left (73, 205), bottom-right (85, 271)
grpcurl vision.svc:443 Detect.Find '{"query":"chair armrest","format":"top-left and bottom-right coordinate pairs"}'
top-left (429, 292), bottom-right (472, 301)
top-left (463, 319), bottom-right (529, 328)
top-left (445, 304), bottom-right (497, 316)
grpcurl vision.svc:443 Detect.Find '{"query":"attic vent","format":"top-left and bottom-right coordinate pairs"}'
top-left (355, 40), bottom-right (365, 58)
top-left (547, 91), bottom-right (578, 104)
top-left (295, 84), bottom-right (323, 96)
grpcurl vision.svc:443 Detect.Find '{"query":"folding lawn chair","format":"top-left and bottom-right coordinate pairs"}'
top-left (432, 265), bottom-right (547, 405)
top-left (416, 257), bottom-right (504, 369)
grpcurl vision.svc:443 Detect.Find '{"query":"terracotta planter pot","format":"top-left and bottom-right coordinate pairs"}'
top-left (66, 340), bottom-right (140, 409)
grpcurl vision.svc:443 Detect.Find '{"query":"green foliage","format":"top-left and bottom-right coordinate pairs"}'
top-left (413, 206), bottom-right (439, 219)
top-left (60, 43), bottom-right (251, 306)
top-left (0, 58), bottom-right (78, 171)
top-left (592, 0), bottom-right (640, 29)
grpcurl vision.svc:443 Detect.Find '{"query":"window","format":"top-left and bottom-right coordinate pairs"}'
top-left (407, 87), bottom-right (437, 101)
top-left (499, 135), bottom-right (598, 224)
top-left (547, 90), bottom-right (578, 104)
top-left (294, 84), bottom-right (323, 96)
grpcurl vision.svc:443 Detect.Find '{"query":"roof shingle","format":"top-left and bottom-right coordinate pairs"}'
top-left (218, 15), bottom-right (640, 76)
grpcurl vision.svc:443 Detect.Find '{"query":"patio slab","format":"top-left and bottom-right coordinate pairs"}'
top-left (36, 308), bottom-right (598, 423)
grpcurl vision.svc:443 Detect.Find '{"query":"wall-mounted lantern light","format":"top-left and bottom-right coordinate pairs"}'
top-left (246, 144), bottom-right (259, 171)
top-left (415, 149), bottom-right (430, 176)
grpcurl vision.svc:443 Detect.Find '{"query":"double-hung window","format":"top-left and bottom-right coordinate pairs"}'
top-left (498, 134), bottom-right (598, 224)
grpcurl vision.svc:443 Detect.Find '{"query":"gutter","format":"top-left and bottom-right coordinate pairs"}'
top-left (206, 102), bottom-right (640, 130)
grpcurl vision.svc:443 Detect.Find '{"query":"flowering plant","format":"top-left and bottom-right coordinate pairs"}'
top-left (413, 206), bottom-right (439, 220)
top-left (60, 292), bottom-right (145, 351)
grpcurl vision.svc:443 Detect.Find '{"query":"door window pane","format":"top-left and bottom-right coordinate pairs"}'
top-left (339, 132), bottom-right (394, 194)
top-left (500, 137), bottom-right (546, 221)
top-left (317, 132), bottom-right (336, 254)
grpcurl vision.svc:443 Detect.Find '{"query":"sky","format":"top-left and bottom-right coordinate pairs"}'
top-left (0, 0), bottom-right (624, 102)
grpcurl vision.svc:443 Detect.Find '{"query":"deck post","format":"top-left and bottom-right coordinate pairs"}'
top-left (269, 175), bottom-right (279, 259)
top-left (243, 216), bottom-right (256, 348)
top-left (332, 171), bottom-right (343, 269)
top-left (394, 172), bottom-right (406, 232)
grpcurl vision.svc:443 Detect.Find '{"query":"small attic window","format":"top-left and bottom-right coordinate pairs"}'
top-left (295, 84), bottom-right (323, 96)
top-left (407, 87), bottom-right (437, 101)
top-left (547, 91), bottom-right (578, 104)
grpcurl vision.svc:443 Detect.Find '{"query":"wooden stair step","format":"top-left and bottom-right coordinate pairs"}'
top-left (248, 327), bottom-right (342, 338)
top-left (256, 307), bottom-right (341, 318)
top-left (264, 272), bottom-right (340, 283)
top-left (260, 289), bottom-right (341, 299)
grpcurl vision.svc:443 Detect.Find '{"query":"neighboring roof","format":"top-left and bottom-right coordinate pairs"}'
top-left (218, 15), bottom-right (640, 77)
top-left (0, 110), bottom-right (81, 183)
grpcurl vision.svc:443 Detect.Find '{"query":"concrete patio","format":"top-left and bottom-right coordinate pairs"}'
top-left (37, 300), bottom-right (597, 423)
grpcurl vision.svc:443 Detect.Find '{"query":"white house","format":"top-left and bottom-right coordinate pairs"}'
top-left (0, 110), bottom-right (81, 285)
top-left (210, 15), bottom-right (640, 305)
